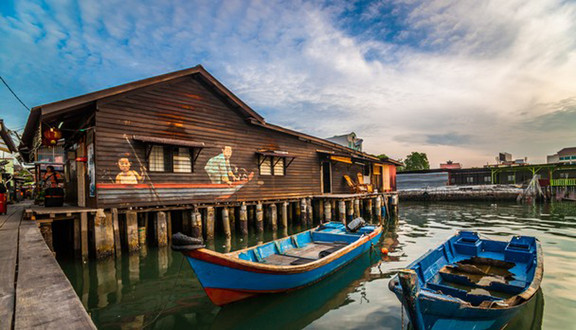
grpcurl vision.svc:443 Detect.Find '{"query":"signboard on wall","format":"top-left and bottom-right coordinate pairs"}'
top-left (87, 143), bottom-right (95, 197)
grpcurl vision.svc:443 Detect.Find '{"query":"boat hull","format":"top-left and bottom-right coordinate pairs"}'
top-left (183, 227), bottom-right (382, 306)
top-left (389, 231), bottom-right (543, 330)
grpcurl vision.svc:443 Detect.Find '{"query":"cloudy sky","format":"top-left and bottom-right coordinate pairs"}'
top-left (1, 0), bottom-right (576, 167)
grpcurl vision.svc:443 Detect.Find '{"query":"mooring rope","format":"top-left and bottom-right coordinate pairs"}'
top-left (142, 254), bottom-right (186, 329)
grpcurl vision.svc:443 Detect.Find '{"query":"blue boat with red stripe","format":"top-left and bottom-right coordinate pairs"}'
top-left (173, 221), bottom-right (383, 306)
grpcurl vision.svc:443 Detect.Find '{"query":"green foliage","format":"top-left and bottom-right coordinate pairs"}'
top-left (401, 152), bottom-right (430, 171)
top-left (376, 154), bottom-right (389, 160)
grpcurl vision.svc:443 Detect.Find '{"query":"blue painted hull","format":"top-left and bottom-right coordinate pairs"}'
top-left (181, 222), bottom-right (383, 305)
top-left (389, 231), bottom-right (543, 330)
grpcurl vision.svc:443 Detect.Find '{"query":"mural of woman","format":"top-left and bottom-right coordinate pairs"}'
top-left (205, 146), bottom-right (237, 185)
top-left (115, 157), bottom-right (144, 184)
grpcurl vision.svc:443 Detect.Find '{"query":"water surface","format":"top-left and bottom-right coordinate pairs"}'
top-left (59, 201), bottom-right (576, 329)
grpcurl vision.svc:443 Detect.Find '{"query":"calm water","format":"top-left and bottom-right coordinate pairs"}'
top-left (58, 202), bottom-right (576, 329)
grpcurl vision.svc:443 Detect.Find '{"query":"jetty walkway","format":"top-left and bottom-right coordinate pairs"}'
top-left (0, 202), bottom-right (95, 330)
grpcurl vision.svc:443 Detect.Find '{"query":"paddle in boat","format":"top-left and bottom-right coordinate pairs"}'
top-left (172, 219), bottom-right (383, 306)
top-left (389, 231), bottom-right (543, 330)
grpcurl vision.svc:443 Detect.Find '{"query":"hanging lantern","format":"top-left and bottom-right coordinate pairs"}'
top-left (42, 127), bottom-right (62, 146)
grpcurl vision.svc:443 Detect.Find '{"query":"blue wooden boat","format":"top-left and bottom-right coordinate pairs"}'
top-left (388, 231), bottom-right (543, 330)
top-left (174, 221), bottom-right (383, 306)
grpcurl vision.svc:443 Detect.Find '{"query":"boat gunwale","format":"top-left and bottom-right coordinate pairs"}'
top-left (183, 224), bottom-right (383, 274)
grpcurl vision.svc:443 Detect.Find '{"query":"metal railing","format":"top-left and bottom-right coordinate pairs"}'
top-left (550, 178), bottom-right (576, 186)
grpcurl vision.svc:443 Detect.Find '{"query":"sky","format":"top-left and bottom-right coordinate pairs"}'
top-left (1, 0), bottom-right (576, 167)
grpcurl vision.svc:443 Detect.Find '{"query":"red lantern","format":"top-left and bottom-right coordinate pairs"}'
top-left (42, 127), bottom-right (62, 146)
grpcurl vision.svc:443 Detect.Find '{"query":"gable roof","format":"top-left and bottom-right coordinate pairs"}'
top-left (19, 66), bottom-right (401, 166)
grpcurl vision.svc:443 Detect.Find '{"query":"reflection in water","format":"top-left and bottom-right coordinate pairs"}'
top-left (56, 201), bottom-right (576, 329)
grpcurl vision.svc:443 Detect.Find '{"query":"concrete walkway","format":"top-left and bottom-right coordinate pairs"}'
top-left (0, 202), bottom-right (95, 330)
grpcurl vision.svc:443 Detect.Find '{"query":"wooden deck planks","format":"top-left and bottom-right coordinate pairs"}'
top-left (14, 214), bottom-right (96, 329)
top-left (0, 204), bottom-right (23, 330)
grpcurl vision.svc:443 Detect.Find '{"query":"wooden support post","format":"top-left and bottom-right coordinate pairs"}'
top-left (324, 199), bottom-right (332, 222)
top-left (248, 205), bottom-right (255, 229)
top-left (125, 211), bottom-right (139, 253)
top-left (229, 207), bottom-right (236, 234)
top-left (240, 203), bottom-right (248, 236)
top-left (347, 200), bottom-right (354, 222)
top-left (138, 214), bottom-right (147, 247)
top-left (354, 199), bottom-right (360, 218)
top-left (94, 210), bottom-right (115, 259)
top-left (191, 208), bottom-right (202, 239)
top-left (81, 213), bottom-right (89, 262)
top-left (256, 202), bottom-right (264, 233)
top-left (288, 201), bottom-right (294, 224)
top-left (166, 211), bottom-right (172, 242)
top-left (74, 216), bottom-right (81, 257)
top-left (112, 208), bottom-right (121, 256)
top-left (318, 199), bottom-right (324, 223)
top-left (154, 211), bottom-right (168, 247)
top-left (222, 207), bottom-right (231, 239)
top-left (300, 198), bottom-right (307, 225)
top-left (206, 207), bottom-right (215, 240)
top-left (306, 198), bottom-right (313, 225)
top-left (294, 202), bottom-right (301, 224)
top-left (366, 199), bottom-right (373, 221)
top-left (375, 196), bottom-right (382, 224)
top-left (281, 202), bottom-right (289, 228)
top-left (339, 200), bottom-right (346, 224)
top-left (269, 203), bottom-right (278, 231)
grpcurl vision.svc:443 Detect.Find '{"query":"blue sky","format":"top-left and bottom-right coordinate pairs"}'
top-left (1, 0), bottom-right (576, 166)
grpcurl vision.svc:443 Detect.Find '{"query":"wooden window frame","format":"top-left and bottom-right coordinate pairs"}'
top-left (145, 144), bottom-right (201, 173)
top-left (258, 155), bottom-right (290, 176)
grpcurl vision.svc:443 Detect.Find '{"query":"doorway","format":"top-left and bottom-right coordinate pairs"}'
top-left (321, 162), bottom-right (332, 194)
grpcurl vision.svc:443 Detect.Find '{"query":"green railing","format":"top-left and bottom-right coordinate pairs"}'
top-left (550, 178), bottom-right (576, 186)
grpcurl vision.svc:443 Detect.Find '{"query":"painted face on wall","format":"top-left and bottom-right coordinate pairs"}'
top-left (118, 158), bottom-right (132, 172)
top-left (223, 146), bottom-right (233, 159)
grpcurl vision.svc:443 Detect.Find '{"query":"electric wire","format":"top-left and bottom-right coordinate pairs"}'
top-left (0, 75), bottom-right (30, 111)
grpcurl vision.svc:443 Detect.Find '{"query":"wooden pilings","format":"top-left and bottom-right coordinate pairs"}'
top-left (324, 200), bottom-right (331, 222)
top-left (191, 209), bottom-right (202, 240)
top-left (93, 210), bottom-right (115, 259)
top-left (206, 206), bottom-right (215, 240)
top-left (154, 211), bottom-right (168, 247)
top-left (239, 203), bottom-right (248, 236)
top-left (51, 193), bottom-right (396, 260)
top-left (339, 200), bottom-right (346, 223)
top-left (222, 207), bottom-right (231, 239)
top-left (269, 204), bottom-right (278, 231)
top-left (256, 202), bottom-right (264, 233)
top-left (281, 202), bottom-right (289, 228)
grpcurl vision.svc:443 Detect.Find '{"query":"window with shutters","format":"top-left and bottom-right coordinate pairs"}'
top-left (273, 158), bottom-right (285, 176)
top-left (173, 147), bottom-right (192, 173)
top-left (149, 145), bottom-right (165, 172)
top-left (260, 157), bottom-right (272, 175)
top-left (259, 156), bottom-right (286, 176)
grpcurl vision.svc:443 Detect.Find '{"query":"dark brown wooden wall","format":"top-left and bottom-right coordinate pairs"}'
top-left (93, 75), bottom-right (370, 208)
top-left (331, 161), bottom-right (364, 194)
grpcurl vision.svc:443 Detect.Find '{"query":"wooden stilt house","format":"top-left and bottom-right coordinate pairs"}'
top-left (20, 65), bottom-right (399, 210)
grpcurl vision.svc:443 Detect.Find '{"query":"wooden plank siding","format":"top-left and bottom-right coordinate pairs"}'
top-left (94, 76), bottom-right (340, 208)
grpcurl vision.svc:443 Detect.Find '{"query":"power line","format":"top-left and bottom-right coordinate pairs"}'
top-left (0, 75), bottom-right (30, 111)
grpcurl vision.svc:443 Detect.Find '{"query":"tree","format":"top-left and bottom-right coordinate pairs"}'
top-left (402, 152), bottom-right (430, 171)
top-left (376, 154), bottom-right (389, 161)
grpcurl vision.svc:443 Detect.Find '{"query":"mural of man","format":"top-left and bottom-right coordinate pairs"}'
top-left (115, 157), bottom-right (143, 184)
top-left (205, 146), bottom-right (238, 184)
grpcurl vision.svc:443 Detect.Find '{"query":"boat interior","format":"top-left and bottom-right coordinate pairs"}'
top-left (235, 222), bottom-right (376, 266)
top-left (416, 232), bottom-right (538, 306)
